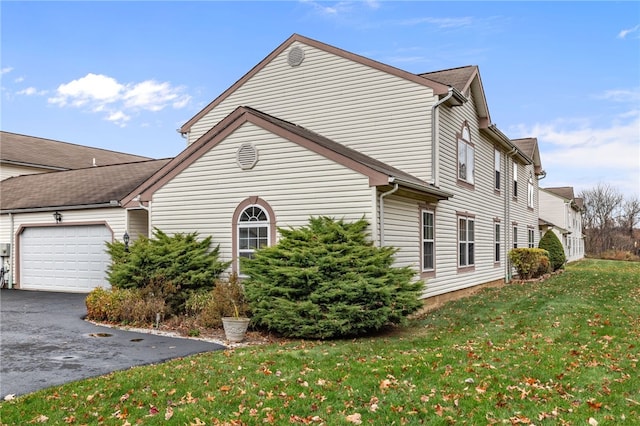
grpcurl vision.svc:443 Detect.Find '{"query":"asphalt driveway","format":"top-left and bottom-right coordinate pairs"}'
top-left (0, 289), bottom-right (225, 397)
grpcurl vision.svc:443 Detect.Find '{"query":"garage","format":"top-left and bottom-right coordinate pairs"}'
top-left (20, 225), bottom-right (112, 292)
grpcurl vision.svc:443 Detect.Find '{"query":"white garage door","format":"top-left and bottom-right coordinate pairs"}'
top-left (20, 225), bottom-right (112, 292)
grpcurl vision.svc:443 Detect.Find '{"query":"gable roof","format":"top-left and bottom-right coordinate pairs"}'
top-left (512, 137), bottom-right (544, 175)
top-left (179, 33), bottom-right (466, 134)
top-left (543, 186), bottom-right (583, 211)
top-left (0, 131), bottom-right (151, 171)
top-left (0, 159), bottom-right (171, 212)
top-left (126, 106), bottom-right (452, 207)
top-left (420, 65), bottom-right (491, 128)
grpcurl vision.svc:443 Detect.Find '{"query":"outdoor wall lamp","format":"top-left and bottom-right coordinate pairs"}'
top-left (123, 231), bottom-right (130, 252)
top-left (53, 211), bottom-right (62, 223)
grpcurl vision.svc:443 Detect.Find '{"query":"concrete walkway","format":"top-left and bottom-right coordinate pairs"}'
top-left (0, 289), bottom-right (224, 397)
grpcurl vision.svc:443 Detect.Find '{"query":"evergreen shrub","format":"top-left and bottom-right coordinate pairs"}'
top-left (242, 216), bottom-right (422, 339)
top-left (538, 230), bottom-right (567, 271)
top-left (509, 248), bottom-right (550, 280)
top-left (105, 229), bottom-right (229, 314)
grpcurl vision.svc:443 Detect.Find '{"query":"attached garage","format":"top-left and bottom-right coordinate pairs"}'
top-left (19, 225), bottom-right (112, 292)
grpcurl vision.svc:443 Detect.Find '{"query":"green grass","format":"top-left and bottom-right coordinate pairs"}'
top-left (2, 259), bottom-right (638, 425)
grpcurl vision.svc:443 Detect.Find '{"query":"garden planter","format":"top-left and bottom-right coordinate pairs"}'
top-left (221, 317), bottom-right (250, 343)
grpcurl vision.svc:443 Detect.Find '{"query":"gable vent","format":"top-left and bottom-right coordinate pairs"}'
top-left (236, 143), bottom-right (258, 170)
top-left (287, 46), bottom-right (305, 67)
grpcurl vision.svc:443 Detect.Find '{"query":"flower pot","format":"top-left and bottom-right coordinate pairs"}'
top-left (221, 317), bottom-right (250, 343)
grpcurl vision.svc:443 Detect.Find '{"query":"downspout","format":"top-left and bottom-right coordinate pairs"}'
top-left (430, 87), bottom-right (454, 186)
top-left (505, 147), bottom-right (517, 283)
top-left (378, 183), bottom-right (399, 247)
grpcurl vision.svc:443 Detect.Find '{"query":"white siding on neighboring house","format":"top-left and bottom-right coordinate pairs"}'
top-left (1, 164), bottom-right (57, 181)
top-left (152, 122), bottom-right (375, 269)
top-left (187, 41), bottom-right (436, 182)
top-left (539, 189), bottom-right (584, 262)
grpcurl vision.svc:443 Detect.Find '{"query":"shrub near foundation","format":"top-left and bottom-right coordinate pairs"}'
top-left (85, 287), bottom-right (167, 324)
top-left (538, 230), bottom-right (566, 271)
top-left (509, 248), bottom-right (550, 280)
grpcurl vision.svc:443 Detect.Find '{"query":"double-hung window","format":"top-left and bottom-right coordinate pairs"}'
top-left (458, 215), bottom-right (475, 268)
top-left (528, 228), bottom-right (535, 248)
top-left (494, 150), bottom-right (501, 191)
top-left (458, 123), bottom-right (475, 185)
top-left (494, 222), bottom-right (501, 262)
top-left (237, 205), bottom-right (270, 273)
top-left (513, 226), bottom-right (518, 248)
top-left (422, 210), bottom-right (435, 271)
top-left (513, 163), bottom-right (518, 197)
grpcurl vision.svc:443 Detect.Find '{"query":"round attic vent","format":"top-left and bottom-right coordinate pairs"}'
top-left (287, 46), bottom-right (305, 67)
top-left (236, 143), bottom-right (258, 170)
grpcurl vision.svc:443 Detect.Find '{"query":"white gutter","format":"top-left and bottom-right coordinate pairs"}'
top-left (8, 212), bottom-right (14, 289)
top-left (430, 87), bottom-right (454, 185)
top-left (378, 184), bottom-right (399, 247)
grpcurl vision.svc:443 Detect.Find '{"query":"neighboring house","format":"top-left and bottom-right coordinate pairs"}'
top-left (120, 34), bottom-right (543, 300)
top-left (1, 34), bottom-right (549, 297)
top-left (0, 131), bottom-right (151, 181)
top-left (539, 186), bottom-right (585, 262)
top-left (0, 129), bottom-right (168, 292)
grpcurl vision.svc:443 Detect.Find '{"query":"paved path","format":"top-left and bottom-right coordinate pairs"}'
top-left (0, 289), bottom-right (224, 397)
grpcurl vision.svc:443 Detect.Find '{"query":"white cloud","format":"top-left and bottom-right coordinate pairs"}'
top-left (511, 110), bottom-right (640, 198)
top-left (0, 67), bottom-right (13, 75)
top-left (14, 76), bottom-right (24, 83)
top-left (16, 87), bottom-right (47, 96)
top-left (48, 73), bottom-right (191, 127)
top-left (598, 87), bottom-right (640, 103)
top-left (400, 16), bottom-right (474, 29)
top-left (618, 24), bottom-right (640, 39)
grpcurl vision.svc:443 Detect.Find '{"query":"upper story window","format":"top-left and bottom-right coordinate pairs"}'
top-left (457, 123), bottom-right (475, 186)
top-left (494, 149), bottom-right (501, 191)
top-left (513, 163), bottom-right (518, 198)
top-left (527, 172), bottom-right (535, 208)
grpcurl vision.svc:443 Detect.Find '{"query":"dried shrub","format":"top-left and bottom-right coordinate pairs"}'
top-left (85, 287), bottom-right (167, 325)
top-left (509, 248), bottom-right (550, 280)
top-left (196, 274), bottom-right (249, 328)
top-left (601, 250), bottom-right (640, 262)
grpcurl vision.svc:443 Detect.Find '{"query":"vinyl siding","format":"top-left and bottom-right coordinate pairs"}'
top-left (0, 208), bottom-right (124, 287)
top-left (152, 122), bottom-right (374, 268)
top-left (187, 41), bottom-right (435, 182)
top-left (1, 164), bottom-right (56, 181)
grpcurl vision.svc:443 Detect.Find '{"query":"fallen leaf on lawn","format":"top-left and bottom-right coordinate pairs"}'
top-left (190, 418), bottom-right (206, 426)
top-left (4, 394), bottom-right (15, 401)
top-left (33, 414), bottom-right (49, 423)
top-left (149, 405), bottom-right (159, 416)
top-left (379, 379), bottom-right (392, 390)
top-left (588, 418), bottom-right (598, 426)
top-left (345, 413), bottom-right (362, 424)
top-left (165, 406), bottom-right (174, 420)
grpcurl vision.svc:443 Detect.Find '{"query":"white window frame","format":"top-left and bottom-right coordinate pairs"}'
top-left (527, 172), bottom-right (535, 208)
top-left (494, 149), bottom-right (501, 191)
top-left (513, 163), bottom-right (518, 198)
top-left (528, 228), bottom-right (535, 248)
top-left (513, 226), bottom-right (518, 249)
top-left (494, 222), bottom-right (501, 263)
top-left (457, 123), bottom-right (475, 185)
top-left (422, 210), bottom-right (435, 272)
top-left (237, 205), bottom-right (270, 274)
top-left (458, 216), bottom-right (475, 267)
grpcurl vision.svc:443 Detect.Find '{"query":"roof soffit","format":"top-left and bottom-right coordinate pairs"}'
top-left (179, 34), bottom-right (452, 134)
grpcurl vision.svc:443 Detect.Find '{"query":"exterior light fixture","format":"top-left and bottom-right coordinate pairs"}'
top-left (123, 231), bottom-right (130, 252)
top-left (53, 211), bottom-right (62, 223)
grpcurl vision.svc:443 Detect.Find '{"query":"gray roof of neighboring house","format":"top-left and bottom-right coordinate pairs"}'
top-left (545, 186), bottom-right (575, 200)
top-left (0, 159), bottom-right (171, 212)
top-left (0, 131), bottom-right (151, 171)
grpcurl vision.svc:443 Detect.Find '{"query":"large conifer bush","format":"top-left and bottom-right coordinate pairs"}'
top-left (538, 230), bottom-right (566, 271)
top-left (242, 216), bottom-right (422, 339)
top-left (106, 229), bottom-right (229, 314)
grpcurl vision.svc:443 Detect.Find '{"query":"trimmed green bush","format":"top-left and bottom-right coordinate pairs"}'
top-left (509, 248), bottom-right (550, 280)
top-left (105, 229), bottom-right (229, 315)
top-left (538, 230), bottom-right (567, 271)
top-left (242, 216), bottom-right (422, 339)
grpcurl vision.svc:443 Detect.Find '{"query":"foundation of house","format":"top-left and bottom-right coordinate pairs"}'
top-left (415, 278), bottom-right (507, 317)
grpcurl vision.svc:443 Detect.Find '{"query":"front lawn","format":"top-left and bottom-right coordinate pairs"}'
top-left (1, 259), bottom-right (638, 425)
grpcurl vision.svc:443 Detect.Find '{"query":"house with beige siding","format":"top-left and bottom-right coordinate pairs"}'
top-left (123, 34), bottom-right (544, 299)
top-left (539, 186), bottom-right (585, 262)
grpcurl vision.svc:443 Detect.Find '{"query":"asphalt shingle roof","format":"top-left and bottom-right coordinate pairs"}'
top-left (419, 66), bottom-right (478, 93)
top-left (1, 159), bottom-right (171, 211)
top-left (0, 131), bottom-right (151, 171)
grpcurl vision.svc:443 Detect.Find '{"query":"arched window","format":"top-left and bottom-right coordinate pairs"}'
top-left (527, 172), bottom-right (535, 208)
top-left (232, 197), bottom-right (276, 275)
top-left (457, 122), bottom-right (474, 185)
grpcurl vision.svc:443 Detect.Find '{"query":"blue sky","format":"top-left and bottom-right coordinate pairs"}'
top-left (2, 1), bottom-right (639, 198)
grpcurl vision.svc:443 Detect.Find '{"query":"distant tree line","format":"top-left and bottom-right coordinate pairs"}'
top-left (579, 183), bottom-right (640, 257)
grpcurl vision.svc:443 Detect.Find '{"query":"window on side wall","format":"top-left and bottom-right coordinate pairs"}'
top-left (457, 123), bottom-right (475, 186)
top-left (527, 172), bottom-right (535, 208)
top-left (495, 149), bottom-right (501, 191)
top-left (422, 210), bottom-right (435, 272)
top-left (528, 228), bottom-right (535, 248)
top-left (458, 215), bottom-right (475, 268)
top-left (237, 204), bottom-right (270, 275)
top-left (494, 222), bottom-right (501, 262)
top-left (513, 226), bottom-right (518, 248)
top-left (513, 163), bottom-right (518, 198)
